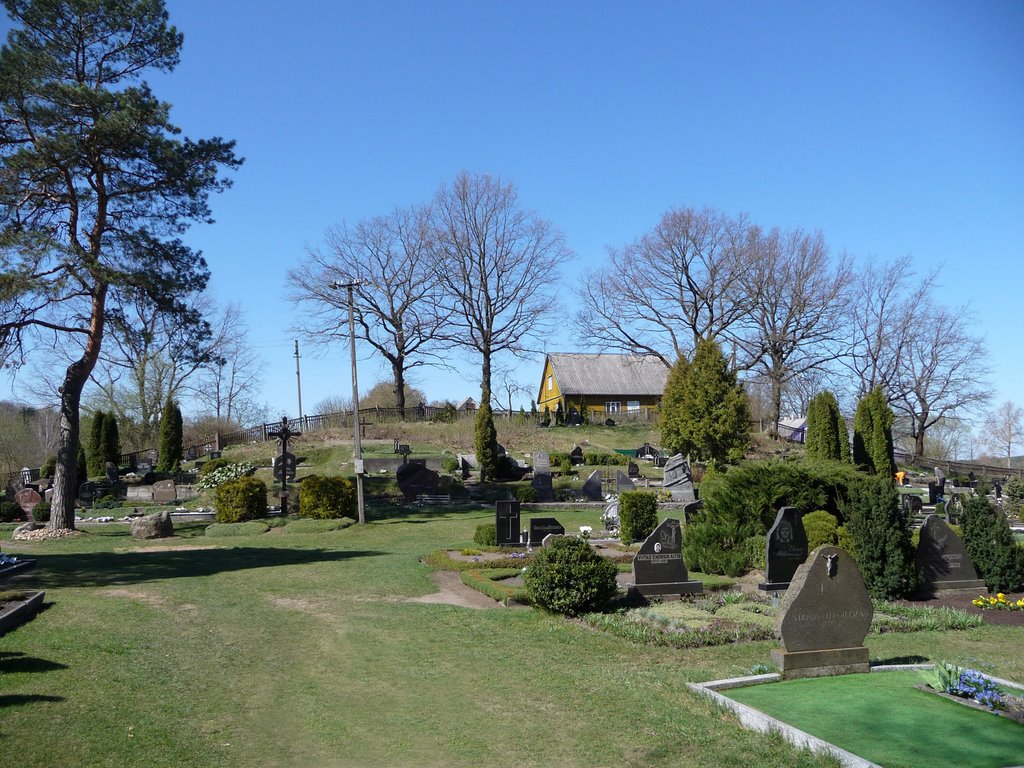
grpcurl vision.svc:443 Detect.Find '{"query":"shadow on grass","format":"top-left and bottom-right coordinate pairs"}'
top-left (365, 503), bottom-right (491, 524)
top-left (874, 655), bottom-right (930, 665)
top-left (0, 651), bottom-right (68, 674)
top-left (24, 547), bottom-right (387, 589)
top-left (0, 693), bottom-right (64, 708)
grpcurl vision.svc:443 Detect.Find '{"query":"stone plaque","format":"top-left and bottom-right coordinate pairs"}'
top-left (582, 470), bottom-right (603, 501)
top-left (396, 462), bottom-right (439, 502)
top-left (759, 507), bottom-right (809, 591)
top-left (533, 452), bottom-right (550, 475)
top-left (627, 461), bottom-right (639, 478)
top-left (273, 451), bottom-right (297, 481)
top-left (186, 446), bottom-right (198, 461)
top-left (569, 446), bottom-right (584, 466)
top-left (632, 518), bottom-right (702, 597)
top-left (495, 501), bottom-right (521, 546)
top-left (104, 461), bottom-right (119, 485)
top-left (15, 487), bottom-right (42, 515)
top-left (914, 514), bottom-right (987, 596)
top-left (152, 479), bottom-right (177, 504)
top-left (78, 481), bottom-right (97, 504)
top-left (126, 485), bottom-right (155, 502)
top-left (615, 470), bottom-right (634, 494)
top-left (529, 517), bottom-right (564, 546)
top-left (772, 545), bottom-right (872, 679)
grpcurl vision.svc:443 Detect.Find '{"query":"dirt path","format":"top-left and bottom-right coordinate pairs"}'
top-left (406, 571), bottom-right (505, 609)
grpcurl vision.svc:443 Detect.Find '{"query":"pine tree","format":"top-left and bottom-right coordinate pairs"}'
top-left (157, 400), bottom-right (183, 473)
top-left (852, 387), bottom-right (895, 478)
top-left (845, 477), bottom-right (918, 599)
top-left (659, 340), bottom-right (749, 463)
top-left (837, 413), bottom-right (851, 463)
top-left (579, 396), bottom-right (589, 426)
top-left (101, 413), bottom-right (121, 469)
top-left (76, 445), bottom-right (87, 488)
top-left (474, 390), bottom-right (499, 481)
top-left (87, 412), bottom-right (107, 477)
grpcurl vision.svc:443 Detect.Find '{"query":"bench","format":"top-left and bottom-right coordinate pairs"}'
top-left (416, 493), bottom-right (451, 506)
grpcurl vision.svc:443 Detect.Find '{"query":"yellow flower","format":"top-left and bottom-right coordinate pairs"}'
top-left (997, 593), bottom-right (1006, 600)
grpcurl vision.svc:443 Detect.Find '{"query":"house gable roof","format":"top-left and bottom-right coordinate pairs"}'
top-left (543, 353), bottom-right (669, 398)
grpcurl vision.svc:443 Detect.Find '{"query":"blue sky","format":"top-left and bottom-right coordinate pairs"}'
top-left (3, 1), bottom-right (1023, 424)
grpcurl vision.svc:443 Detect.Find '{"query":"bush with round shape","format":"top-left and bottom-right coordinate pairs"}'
top-left (515, 486), bottom-right (538, 503)
top-left (31, 501), bottom-right (51, 523)
top-left (619, 490), bottom-right (658, 543)
top-left (474, 523), bottom-right (497, 546)
top-left (0, 501), bottom-right (22, 522)
top-left (198, 457), bottom-right (230, 477)
top-left (802, 510), bottom-right (838, 550)
top-left (440, 454), bottom-right (459, 474)
top-left (298, 475), bottom-right (356, 520)
top-left (523, 536), bottom-right (619, 616)
top-left (215, 476), bottom-right (268, 523)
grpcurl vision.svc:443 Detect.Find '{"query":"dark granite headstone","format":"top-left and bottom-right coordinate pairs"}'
top-left (529, 517), bottom-right (565, 546)
top-left (759, 507), bottom-right (809, 591)
top-left (771, 545), bottom-right (873, 679)
top-left (662, 453), bottom-right (696, 502)
top-left (632, 518), bottom-right (702, 597)
top-left (136, 459), bottom-right (153, 474)
top-left (927, 481), bottom-right (938, 505)
top-left (495, 501), bottom-right (521, 546)
top-left (627, 461), bottom-right (639, 478)
top-left (682, 499), bottom-right (703, 524)
top-left (582, 470), bottom-right (603, 501)
top-left (104, 461), bottom-right (119, 485)
top-left (496, 443), bottom-right (507, 458)
top-left (530, 471), bottom-right (555, 503)
top-left (914, 514), bottom-right (987, 597)
top-left (78, 481), bottom-right (97, 504)
top-left (15, 487), bottom-right (41, 515)
top-left (395, 461), bottom-right (439, 502)
top-left (615, 470), bottom-right (634, 494)
top-left (186, 445), bottom-right (198, 461)
top-left (152, 479), bottom-right (177, 504)
top-left (569, 446), bottom-right (584, 466)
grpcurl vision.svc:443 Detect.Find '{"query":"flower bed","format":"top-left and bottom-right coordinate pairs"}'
top-left (0, 589), bottom-right (45, 635)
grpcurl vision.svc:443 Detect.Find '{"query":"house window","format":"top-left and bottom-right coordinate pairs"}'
top-left (547, 376), bottom-right (553, 391)
top-left (626, 400), bottom-right (640, 413)
top-left (606, 401), bottom-right (621, 413)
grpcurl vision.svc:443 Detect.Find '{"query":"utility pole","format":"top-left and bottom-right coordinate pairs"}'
top-left (329, 280), bottom-right (365, 524)
top-left (294, 339), bottom-right (303, 424)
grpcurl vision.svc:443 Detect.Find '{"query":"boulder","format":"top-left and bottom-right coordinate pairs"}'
top-left (130, 510), bottom-right (175, 540)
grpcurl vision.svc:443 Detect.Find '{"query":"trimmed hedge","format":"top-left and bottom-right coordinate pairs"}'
top-left (618, 491), bottom-right (658, 544)
top-left (803, 510), bottom-right (838, 550)
top-left (215, 476), bottom-right (268, 523)
top-left (523, 536), bottom-right (619, 616)
top-left (298, 475), bottom-right (356, 520)
top-left (284, 517), bottom-right (355, 534)
top-left (205, 521), bottom-right (270, 537)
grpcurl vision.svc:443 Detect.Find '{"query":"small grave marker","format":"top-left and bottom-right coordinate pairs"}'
top-left (529, 517), bottom-right (565, 546)
top-left (152, 479), bottom-right (176, 504)
top-left (14, 487), bottom-right (41, 515)
top-left (759, 507), bottom-right (808, 592)
top-left (495, 501), bottom-right (521, 546)
top-left (615, 470), bottom-right (634, 494)
top-left (632, 518), bottom-right (702, 597)
top-left (914, 514), bottom-right (987, 597)
top-left (582, 470), bottom-right (603, 501)
top-left (662, 453), bottom-right (696, 502)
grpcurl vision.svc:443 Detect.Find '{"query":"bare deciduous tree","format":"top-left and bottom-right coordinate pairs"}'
top-left (739, 228), bottom-right (853, 435)
top-left (574, 206), bottom-right (757, 367)
top-left (843, 255), bottom-right (938, 400)
top-left (432, 172), bottom-right (571, 398)
top-left (893, 301), bottom-right (992, 457)
top-left (288, 205), bottom-right (446, 416)
top-left (981, 400), bottom-right (1023, 468)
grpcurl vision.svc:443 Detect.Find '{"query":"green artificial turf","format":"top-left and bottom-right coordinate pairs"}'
top-left (727, 670), bottom-right (1024, 768)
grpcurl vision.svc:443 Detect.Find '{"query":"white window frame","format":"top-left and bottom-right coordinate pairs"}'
top-left (605, 401), bottom-right (621, 413)
top-left (547, 376), bottom-right (553, 391)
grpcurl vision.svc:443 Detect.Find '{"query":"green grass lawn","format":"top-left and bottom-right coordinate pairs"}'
top-left (1, 509), bottom-right (1021, 767)
top-left (726, 671), bottom-right (1024, 768)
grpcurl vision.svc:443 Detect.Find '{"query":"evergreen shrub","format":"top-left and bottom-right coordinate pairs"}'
top-left (960, 495), bottom-right (1024, 593)
top-left (474, 523), bottom-right (497, 546)
top-left (298, 475), bottom-right (356, 520)
top-left (0, 501), bottom-right (22, 522)
top-left (523, 536), bottom-right (618, 616)
top-left (215, 477), bottom-right (268, 523)
top-left (619, 490), bottom-right (658, 543)
top-left (198, 457), bottom-right (230, 477)
top-left (31, 501), bottom-right (50, 523)
top-left (803, 510), bottom-right (839, 550)
top-left (845, 477), bottom-right (918, 599)
top-left (515, 486), bottom-right (538, 503)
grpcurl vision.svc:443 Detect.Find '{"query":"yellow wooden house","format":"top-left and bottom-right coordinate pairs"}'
top-left (536, 353), bottom-right (669, 420)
